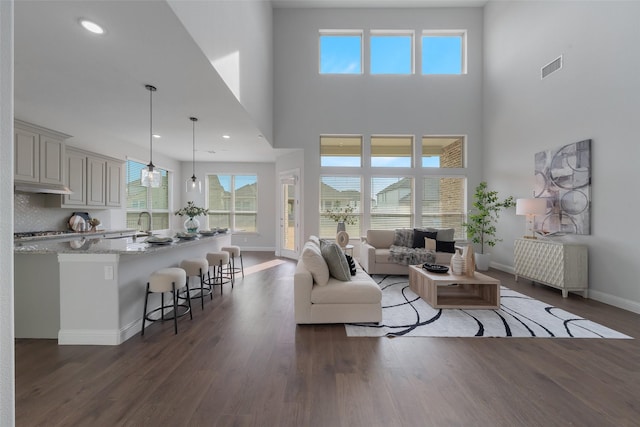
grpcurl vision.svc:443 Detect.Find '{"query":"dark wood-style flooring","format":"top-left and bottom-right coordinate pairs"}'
top-left (15, 252), bottom-right (640, 426)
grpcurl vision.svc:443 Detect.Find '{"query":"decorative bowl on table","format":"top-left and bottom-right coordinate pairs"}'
top-left (199, 229), bottom-right (216, 236)
top-left (145, 236), bottom-right (174, 245)
top-left (175, 232), bottom-right (199, 240)
top-left (422, 263), bottom-right (449, 274)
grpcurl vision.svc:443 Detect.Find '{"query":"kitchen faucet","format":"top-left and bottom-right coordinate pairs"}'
top-left (137, 211), bottom-right (152, 233)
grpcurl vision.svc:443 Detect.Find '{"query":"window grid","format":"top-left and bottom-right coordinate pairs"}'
top-left (207, 174), bottom-right (258, 233)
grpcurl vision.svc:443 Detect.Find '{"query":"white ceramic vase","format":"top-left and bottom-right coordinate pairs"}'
top-left (184, 217), bottom-right (200, 233)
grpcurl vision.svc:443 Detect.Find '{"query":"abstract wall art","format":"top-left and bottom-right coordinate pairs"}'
top-left (533, 139), bottom-right (591, 235)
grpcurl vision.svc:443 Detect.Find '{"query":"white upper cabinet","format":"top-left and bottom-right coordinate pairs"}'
top-left (14, 120), bottom-right (69, 185)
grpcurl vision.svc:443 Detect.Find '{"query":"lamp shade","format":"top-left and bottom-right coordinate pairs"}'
top-left (516, 198), bottom-right (547, 216)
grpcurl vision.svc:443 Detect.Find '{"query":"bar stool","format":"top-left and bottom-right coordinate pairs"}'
top-left (141, 268), bottom-right (192, 336)
top-left (180, 258), bottom-right (211, 310)
top-left (221, 245), bottom-right (244, 284)
top-left (205, 251), bottom-right (232, 295)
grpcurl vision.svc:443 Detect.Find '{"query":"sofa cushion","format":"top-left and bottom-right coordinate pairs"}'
top-left (425, 237), bottom-right (437, 251)
top-left (311, 277), bottom-right (381, 304)
top-left (424, 227), bottom-right (455, 242)
top-left (375, 248), bottom-right (395, 264)
top-left (393, 228), bottom-right (414, 247)
top-left (366, 229), bottom-right (395, 249)
top-left (413, 229), bottom-right (437, 248)
top-left (436, 240), bottom-right (456, 253)
top-left (321, 242), bottom-right (351, 282)
top-left (345, 254), bottom-right (357, 276)
top-left (308, 235), bottom-right (321, 248)
top-left (302, 242), bottom-right (330, 286)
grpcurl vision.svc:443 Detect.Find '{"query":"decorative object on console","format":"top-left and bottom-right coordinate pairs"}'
top-left (325, 203), bottom-right (356, 235)
top-left (336, 230), bottom-right (350, 248)
top-left (462, 181), bottom-right (515, 271)
top-left (141, 84), bottom-right (162, 188)
top-left (516, 198), bottom-right (547, 239)
top-left (175, 201), bottom-right (208, 233)
top-left (186, 117), bottom-right (202, 193)
top-left (534, 139), bottom-right (591, 235)
top-left (450, 250), bottom-right (463, 275)
top-left (463, 244), bottom-right (476, 275)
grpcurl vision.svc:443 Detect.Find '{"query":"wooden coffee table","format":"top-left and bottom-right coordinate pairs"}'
top-left (408, 265), bottom-right (501, 309)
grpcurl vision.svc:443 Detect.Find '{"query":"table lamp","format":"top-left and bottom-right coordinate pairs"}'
top-left (516, 198), bottom-right (547, 239)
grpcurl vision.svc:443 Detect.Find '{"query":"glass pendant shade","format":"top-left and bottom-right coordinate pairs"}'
top-left (141, 84), bottom-right (161, 188)
top-left (185, 116), bottom-right (201, 193)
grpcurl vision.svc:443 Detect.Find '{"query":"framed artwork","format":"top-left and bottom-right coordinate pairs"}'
top-left (533, 139), bottom-right (591, 235)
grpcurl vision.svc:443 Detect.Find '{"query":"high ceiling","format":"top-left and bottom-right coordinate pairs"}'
top-left (14, 0), bottom-right (485, 164)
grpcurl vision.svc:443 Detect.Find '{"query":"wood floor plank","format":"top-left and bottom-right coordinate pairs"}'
top-left (15, 254), bottom-right (640, 426)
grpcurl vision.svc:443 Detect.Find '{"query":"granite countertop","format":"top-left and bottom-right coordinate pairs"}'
top-left (14, 231), bottom-right (230, 255)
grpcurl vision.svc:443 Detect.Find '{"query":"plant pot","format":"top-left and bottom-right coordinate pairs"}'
top-left (184, 217), bottom-right (200, 233)
top-left (475, 252), bottom-right (491, 271)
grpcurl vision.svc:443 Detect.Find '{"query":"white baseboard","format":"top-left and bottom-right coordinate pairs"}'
top-left (489, 262), bottom-right (640, 315)
top-left (239, 246), bottom-right (275, 252)
top-left (58, 329), bottom-right (121, 345)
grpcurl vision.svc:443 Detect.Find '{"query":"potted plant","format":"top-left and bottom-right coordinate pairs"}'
top-left (325, 203), bottom-right (357, 233)
top-left (462, 182), bottom-right (515, 271)
top-left (175, 201), bottom-right (209, 232)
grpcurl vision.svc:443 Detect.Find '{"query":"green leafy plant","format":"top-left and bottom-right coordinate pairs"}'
top-left (462, 182), bottom-right (515, 254)
top-left (174, 201), bottom-right (209, 219)
top-left (325, 203), bottom-right (357, 225)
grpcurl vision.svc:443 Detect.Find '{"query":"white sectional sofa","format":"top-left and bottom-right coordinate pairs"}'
top-left (359, 229), bottom-right (456, 275)
top-left (294, 237), bottom-right (382, 324)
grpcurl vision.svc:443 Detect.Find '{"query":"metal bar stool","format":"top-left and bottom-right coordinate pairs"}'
top-left (221, 245), bottom-right (244, 285)
top-left (205, 251), bottom-right (232, 295)
top-left (180, 258), bottom-right (211, 310)
top-left (141, 267), bottom-right (192, 336)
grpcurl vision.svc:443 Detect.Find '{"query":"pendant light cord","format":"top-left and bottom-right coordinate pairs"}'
top-left (145, 84), bottom-right (157, 169)
top-left (190, 117), bottom-right (198, 179)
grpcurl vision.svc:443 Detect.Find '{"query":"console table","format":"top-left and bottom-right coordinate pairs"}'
top-left (514, 238), bottom-right (588, 298)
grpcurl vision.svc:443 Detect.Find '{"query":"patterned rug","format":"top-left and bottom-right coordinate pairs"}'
top-left (345, 275), bottom-right (632, 338)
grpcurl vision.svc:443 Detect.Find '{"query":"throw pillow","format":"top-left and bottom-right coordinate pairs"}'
top-left (393, 229), bottom-right (414, 247)
top-left (308, 235), bottom-right (321, 248)
top-left (425, 237), bottom-right (437, 251)
top-left (413, 229), bottom-right (437, 248)
top-left (345, 254), bottom-right (357, 276)
top-left (321, 242), bottom-right (352, 282)
top-left (424, 227), bottom-right (455, 242)
top-left (301, 243), bottom-right (330, 286)
top-left (436, 240), bottom-right (456, 253)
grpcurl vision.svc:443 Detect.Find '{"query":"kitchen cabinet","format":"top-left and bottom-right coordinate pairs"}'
top-left (14, 120), bottom-right (70, 185)
top-left (54, 147), bottom-right (124, 208)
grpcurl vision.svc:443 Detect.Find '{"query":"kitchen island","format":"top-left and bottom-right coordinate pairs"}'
top-left (15, 232), bottom-right (231, 345)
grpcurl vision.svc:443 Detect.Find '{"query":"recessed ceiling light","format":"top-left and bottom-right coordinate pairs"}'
top-left (79, 19), bottom-right (104, 35)
top-left (222, 135), bottom-right (230, 139)
top-left (153, 134), bottom-right (161, 139)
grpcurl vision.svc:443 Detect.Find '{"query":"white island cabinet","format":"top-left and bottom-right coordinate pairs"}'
top-left (14, 232), bottom-right (231, 345)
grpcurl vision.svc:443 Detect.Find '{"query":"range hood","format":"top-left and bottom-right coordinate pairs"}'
top-left (14, 181), bottom-right (73, 195)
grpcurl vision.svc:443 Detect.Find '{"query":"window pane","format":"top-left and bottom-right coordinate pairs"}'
top-left (207, 174), bottom-right (258, 232)
top-left (422, 176), bottom-right (466, 239)
top-left (371, 34), bottom-right (412, 74)
top-left (320, 34), bottom-right (362, 74)
top-left (320, 176), bottom-right (361, 238)
top-left (422, 136), bottom-right (463, 168)
top-left (208, 213), bottom-right (230, 229)
top-left (422, 35), bottom-right (463, 75)
top-left (126, 159), bottom-right (170, 231)
top-left (371, 136), bottom-right (413, 167)
top-left (320, 135), bottom-right (362, 167)
top-left (208, 175), bottom-right (231, 211)
top-left (234, 175), bottom-right (257, 211)
top-left (235, 213), bottom-right (257, 232)
top-left (371, 177), bottom-right (413, 229)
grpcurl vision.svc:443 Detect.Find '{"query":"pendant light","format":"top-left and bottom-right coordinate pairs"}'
top-left (186, 116), bottom-right (202, 193)
top-left (141, 84), bottom-right (161, 188)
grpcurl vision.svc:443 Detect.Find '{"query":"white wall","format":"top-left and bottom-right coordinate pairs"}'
top-left (483, 1), bottom-right (640, 312)
top-left (273, 7), bottom-right (485, 240)
top-left (169, 0), bottom-right (274, 144)
top-left (0, 0), bottom-right (15, 423)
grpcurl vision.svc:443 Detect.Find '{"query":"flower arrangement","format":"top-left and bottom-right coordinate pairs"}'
top-left (325, 204), bottom-right (357, 225)
top-left (174, 201), bottom-right (209, 219)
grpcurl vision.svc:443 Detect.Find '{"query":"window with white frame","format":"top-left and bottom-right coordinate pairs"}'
top-left (422, 31), bottom-right (466, 75)
top-left (423, 176), bottom-right (466, 240)
top-left (207, 174), bottom-right (258, 232)
top-left (320, 176), bottom-right (362, 238)
top-left (125, 159), bottom-right (171, 231)
top-left (422, 136), bottom-right (464, 168)
top-left (370, 31), bottom-right (414, 75)
top-left (370, 176), bottom-right (414, 229)
top-left (320, 135), bottom-right (362, 167)
top-left (371, 135), bottom-right (413, 167)
top-left (319, 31), bottom-right (363, 74)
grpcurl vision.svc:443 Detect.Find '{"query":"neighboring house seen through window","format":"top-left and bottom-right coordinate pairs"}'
top-left (125, 159), bottom-right (170, 232)
top-left (207, 174), bottom-right (258, 232)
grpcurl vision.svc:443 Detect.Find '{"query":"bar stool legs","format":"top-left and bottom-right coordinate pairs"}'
top-left (205, 252), bottom-right (232, 294)
top-left (141, 268), bottom-right (192, 336)
top-left (180, 259), bottom-right (211, 310)
top-left (221, 246), bottom-right (244, 285)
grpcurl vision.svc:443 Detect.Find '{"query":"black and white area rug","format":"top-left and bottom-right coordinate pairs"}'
top-left (345, 275), bottom-right (632, 339)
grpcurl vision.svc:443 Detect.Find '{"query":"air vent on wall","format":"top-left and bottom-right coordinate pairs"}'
top-left (541, 55), bottom-right (563, 79)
